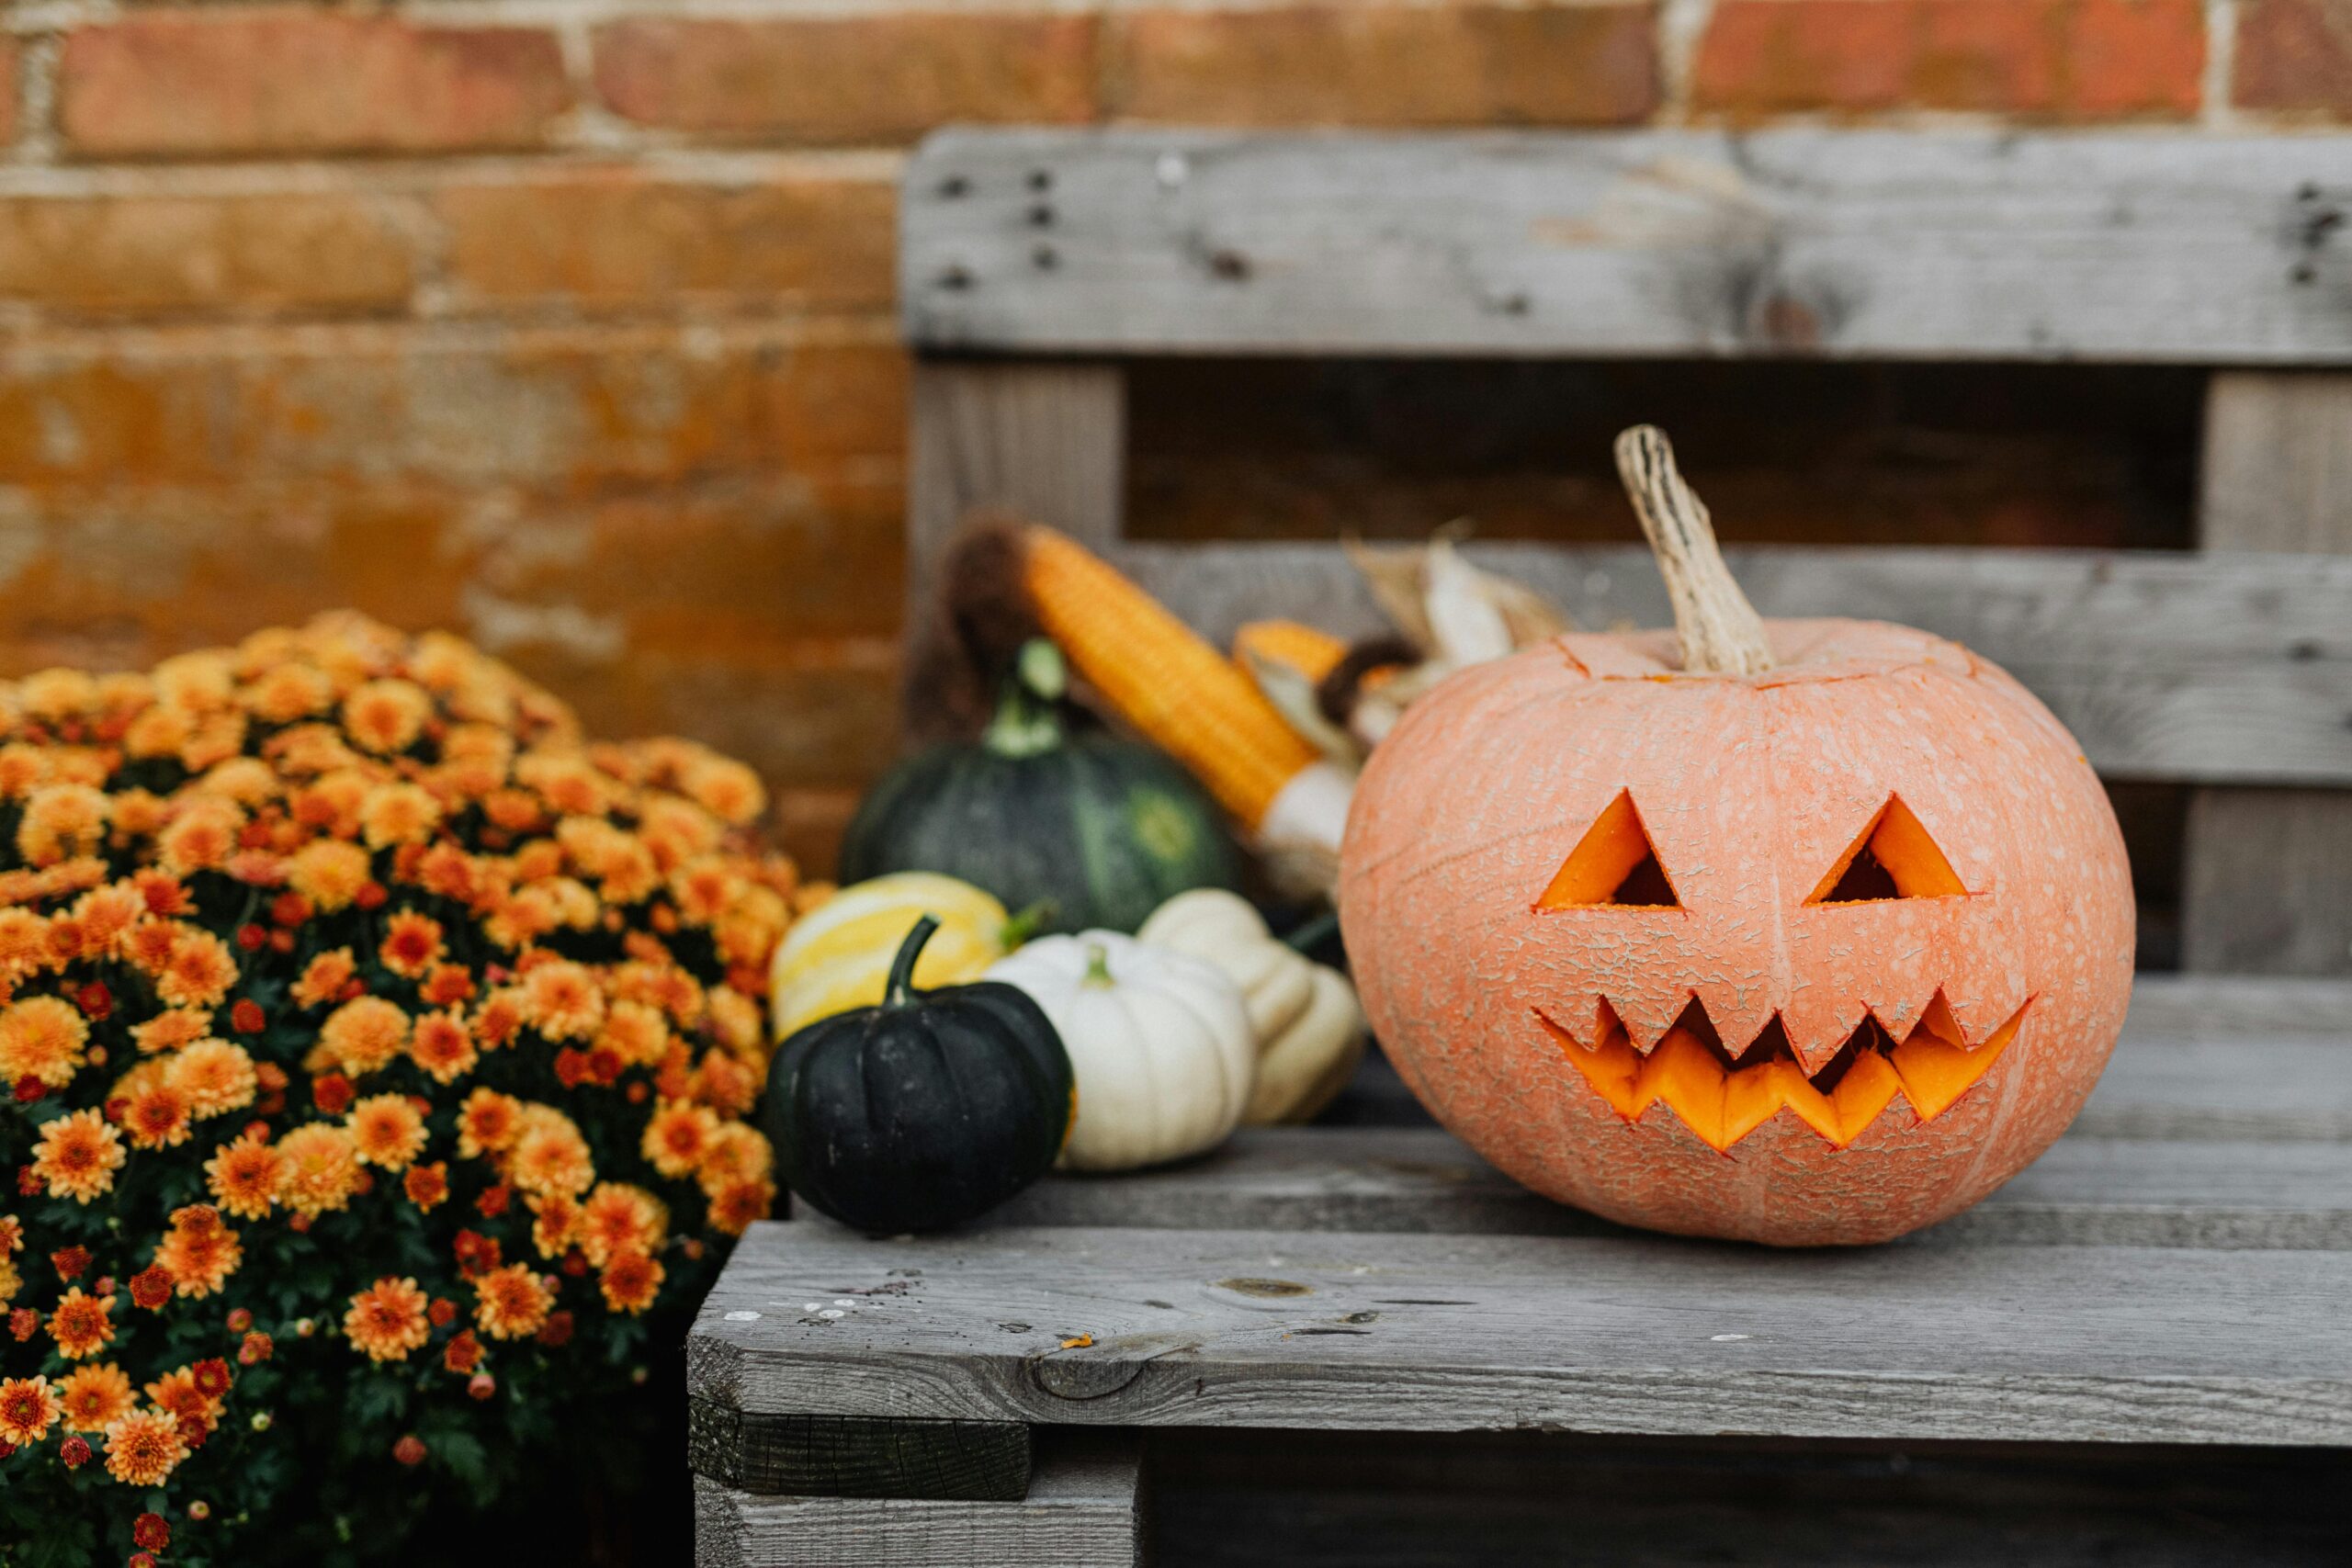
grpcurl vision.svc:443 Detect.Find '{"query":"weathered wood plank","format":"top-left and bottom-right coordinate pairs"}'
top-left (905, 360), bottom-right (1124, 631)
top-left (985, 1125), bottom-right (2352, 1250)
top-left (692, 1223), bottom-right (2352, 1445)
top-left (2117, 973), bottom-right (2352, 1038)
top-left (1103, 540), bottom-right (2352, 786)
top-left (695, 1432), bottom-right (1140, 1568)
top-left (903, 130), bottom-right (2352, 362)
top-left (685, 1400), bottom-right (1030, 1499)
top-left (2185, 371), bottom-right (2352, 975)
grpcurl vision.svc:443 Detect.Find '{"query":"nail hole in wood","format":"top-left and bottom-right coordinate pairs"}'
top-left (1032, 243), bottom-right (1058, 270)
top-left (938, 265), bottom-right (974, 290)
top-left (1028, 203), bottom-right (1055, 227)
top-left (1208, 249), bottom-right (1251, 281)
top-left (938, 175), bottom-right (971, 198)
top-left (1027, 169), bottom-right (1053, 191)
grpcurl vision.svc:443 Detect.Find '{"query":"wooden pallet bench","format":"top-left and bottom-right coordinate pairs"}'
top-left (695, 977), bottom-right (2352, 1564)
top-left (695, 125), bottom-right (2352, 1563)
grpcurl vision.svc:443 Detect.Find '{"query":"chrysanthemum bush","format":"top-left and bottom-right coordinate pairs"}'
top-left (0, 615), bottom-right (808, 1567)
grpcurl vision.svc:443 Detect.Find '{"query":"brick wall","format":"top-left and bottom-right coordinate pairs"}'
top-left (1, 0), bottom-right (2339, 868)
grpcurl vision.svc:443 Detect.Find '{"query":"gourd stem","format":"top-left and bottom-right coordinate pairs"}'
top-left (1612, 425), bottom-right (1775, 675)
top-left (884, 915), bottom-right (941, 1007)
top-left (982, 638), bottom-right (1069, 759)
top-left (1080, 942), bottom-right (1114, 988)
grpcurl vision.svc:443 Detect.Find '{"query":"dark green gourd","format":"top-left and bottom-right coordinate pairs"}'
top-left (763, 916), bottom-right (1073, 1235)
top-left (839, 640), bottom-right (1239, 935)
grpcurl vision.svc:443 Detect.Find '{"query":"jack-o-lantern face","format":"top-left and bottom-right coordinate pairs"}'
top-left (1337, 431), bottom-right (2135, 1247)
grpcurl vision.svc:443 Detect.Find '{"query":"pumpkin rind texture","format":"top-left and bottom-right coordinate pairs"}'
top-left (840, 735), bottom-right (1241, 936)
top-left (763, 919), bottom-right (1074, 1235)
top-left (1338, 617), bottom-right (2135, 1247)
top-left (985, 931), bottom-right (1256, 1170)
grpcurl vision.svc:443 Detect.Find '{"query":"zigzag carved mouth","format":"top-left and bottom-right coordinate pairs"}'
top-left (1534, 994), bottom-right (2031, 1154)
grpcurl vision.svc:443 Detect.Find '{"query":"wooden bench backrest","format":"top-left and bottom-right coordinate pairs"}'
top-left (899, 129), bottom-right (2352, 975)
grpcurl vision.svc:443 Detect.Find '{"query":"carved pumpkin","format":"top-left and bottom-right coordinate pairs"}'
top-left (1339, 429), bottom-right (2134, 1246)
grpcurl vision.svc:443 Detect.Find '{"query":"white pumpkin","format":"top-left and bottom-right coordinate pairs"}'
top-left (1136, 889), bottom-right (1366, 1125)
top-left (984, 931), bottom-right (1254, 1171)
top-left (1137, 888), bottom-right (1315, 1041)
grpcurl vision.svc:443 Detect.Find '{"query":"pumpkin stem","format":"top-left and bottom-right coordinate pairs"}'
top-left (884, 915), bottom-right (942, 1007)
top-left (982, 638), bottom-right (1069, 759)
top-left (1080, 942), bottom-right (1115, 988)
top-left (1612, 425), bottom-right (1775, 675)
top-left (1001, 900), bottom-right (1055, 950)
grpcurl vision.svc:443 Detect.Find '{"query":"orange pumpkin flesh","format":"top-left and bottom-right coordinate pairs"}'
top-left (1338, 432), bottom-right (2134, 1247)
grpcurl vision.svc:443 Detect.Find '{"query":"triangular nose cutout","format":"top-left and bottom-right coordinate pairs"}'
top-left (1538, 791), bottom-right (1681, 909)
top-left (1807, 795), bottom-right (1968, 905)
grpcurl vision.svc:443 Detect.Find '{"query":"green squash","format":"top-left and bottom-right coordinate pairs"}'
top-left (841, 641), bottom-right (1240, 935)
top-left (763, 916), bottom-right (1073, 1235)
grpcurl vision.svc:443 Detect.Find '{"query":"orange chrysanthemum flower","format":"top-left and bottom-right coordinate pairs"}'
top-left (57, 1362), bottom-right (134, 1433)
top-left (707, 1179), bottom-right (776, 1237)
top-left (578, 1183), bottom-right (668, 1269)
top-left (319, 995), bottom-right (408, 1076)
top-left (455, 1088), bottom-right (523, 1160)
top-left (358, 782), bottom-right (441, 849)
top-left (403, 1161), bottom-right (449, 1212)
top-left (695, 1122), bottom-right (775, 1198)
top-left (0, 1374), bottom-right (61, 1445)
top-left (419, 962), bottom-right (476, 1008)
top-left (408, 1010), bottom-right (477, 1084)
top-left (204, 1134), bottom-right (284, 1220)
top-left (165, 1037), bottom-right (258, 1118)
top-left (153, 1206), bottom-right (242, 1299)
top-left (378, 911), bottom-right (445, 979)
top-left (103, 1408), bottom-right (187, 1485)
top-left (155, 927), bottom-right (238, 1010)
top-left (17, 783), bottom-right (110, 865)
top-left (640, 1099), bottom-right (719, 1179)
top-left (0, 994), bottom-right (88, 1088)
top-left (473, 988), bottom-right (526, 1049)
top-left (598, 1249), bottom-right (663, 1315)
top-left (289, 947), bottom-right (356, 1009)
top-left (276, 1122), bottom-right (362, 1216)
top-left (144, 1365), bottom-right (224, 1428)
top-left (32, 1108), bottom-right (126, 1203)
top-left (595, 998), bottom-right (670, 1070)
top-left (49, 1286), bottom-right (115, 1359)
top-left (519, 959), bottom-right (604, 1042)
top-left (344, 1276), bottom-right (432, 1363)
top-left (131, 1007), bottom-right (211, 1055)
top-left (471, 1263), bottom-right (553, 1342)
top-left (508, 1110), bottom-right (594, 1199)
top-left (287, 839), bottom-right (371, 913)
top-left (527, 1193), bottom-right (580, 1260)
top-left (122, 1079), bottom-right (194, 1149)
top-left (345, 1094), bottom-right (427, 1170)
top-left (342, 678), bottom-right (432, 755)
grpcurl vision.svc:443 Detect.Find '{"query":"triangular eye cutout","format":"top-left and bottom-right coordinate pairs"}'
top-left (1538, 790), bottom-right (1681, 909)
top-left (1806, 795), bottom-right (1968, 905)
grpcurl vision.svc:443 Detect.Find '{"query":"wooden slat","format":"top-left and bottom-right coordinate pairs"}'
top-left (1105, 540), bottom-right (2352, 786)
top-left (984, 1124), bottom-right (2352, 1250)
top-left (903, 130), bottom-right (2352, 362)
top-left (695, 1433), bottom-right (1141, 1568)
top-left (905, 360), bottom-right (1125, 629)
top-left (2184, 372), bottom-right (2352, 974)
top-left (692, 1222), bottom-right (2352, 1445)
top-left (2116, 973), bottom-right (2352, 1037)
top-left (686, 1401), bottom-right (1030, 1499)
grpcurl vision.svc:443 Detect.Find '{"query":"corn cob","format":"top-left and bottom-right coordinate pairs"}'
top-left (1023, 527), bottom-right (1321, 829)
top-left (1231, 619), bottom-right (1350, 686)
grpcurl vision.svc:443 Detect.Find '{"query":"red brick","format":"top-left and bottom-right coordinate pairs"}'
top-left (0, 39), bottom-right (20, 145)
top-left (0, 330), bottom-right (906, 491)
top-left (1105, 3), bottom-right (1659, 126)
top-left (0, 192), bottom-right (416, 319)
top-left (1693, 0), bottom-right (2204, 120)
top-left (591, 14), bottom-right (1097, 143)
top-left (2235, 0), bottom-right (2352, 118)
top-left (58, 9), bottom-right (570, 157)
top-left (435, 170), bottom-right (896, 312)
